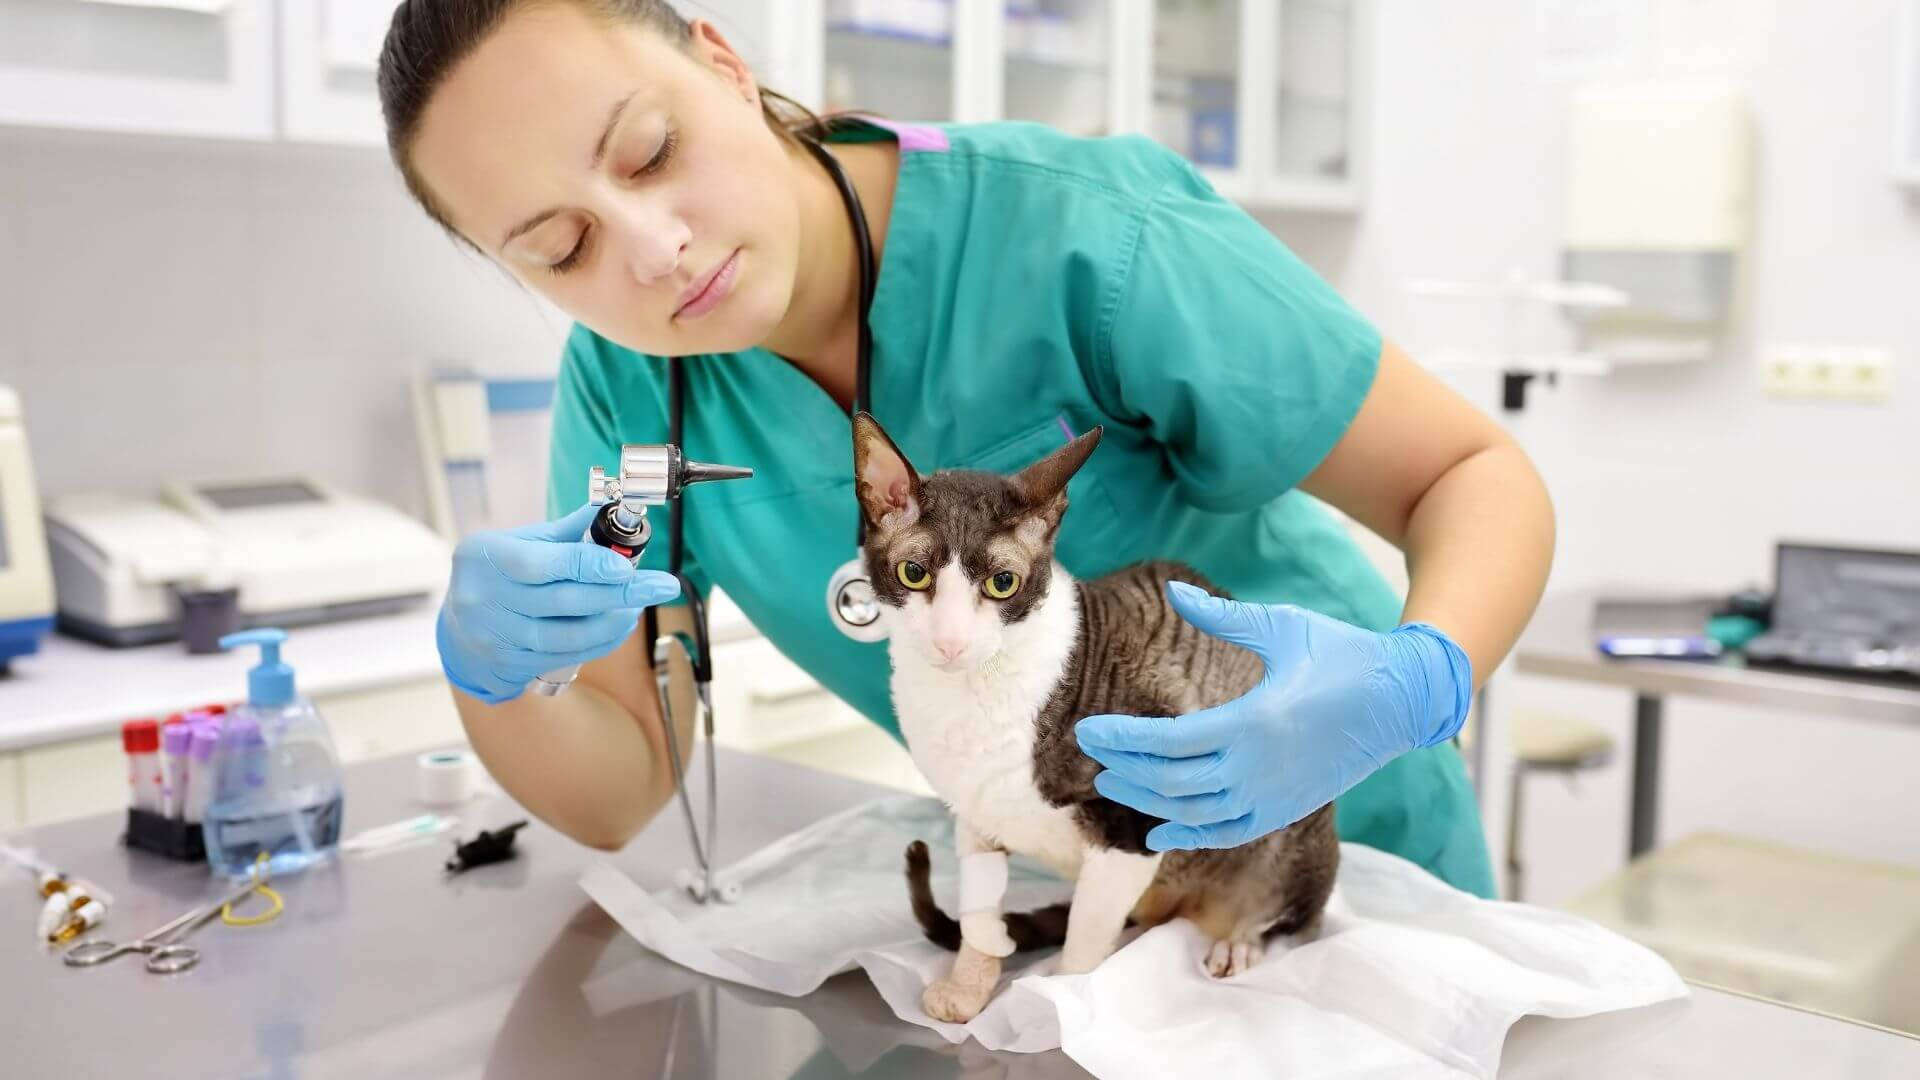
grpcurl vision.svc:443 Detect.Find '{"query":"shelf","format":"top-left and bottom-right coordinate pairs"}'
top-left (826, 22), bottom-right (954, 49)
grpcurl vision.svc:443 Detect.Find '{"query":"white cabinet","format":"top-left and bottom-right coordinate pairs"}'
top-left (793, 0), bottom-right (1370, 212)
top-left (6, 676), bottom-right (461, 829)
top-left (0, 753), bottom-right (22, 830)
top-left (277, 0), bottom-right (398, 146)
top-left (19, 732), bottom-right (123, 827)
top-left (819, 0), bottom-right (969, 121)
top-left (0, 0), bottom-right (276, 140)
top-left (1149, 0), bottom-right (1367, 212)
top-left (2, 0), bottom-right (1369, 211)
top-left (1001, 0), bottom-right (1130, 137)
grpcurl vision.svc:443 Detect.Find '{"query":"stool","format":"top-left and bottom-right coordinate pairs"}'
top-left (1473, 709), bottom-right (1617, 902)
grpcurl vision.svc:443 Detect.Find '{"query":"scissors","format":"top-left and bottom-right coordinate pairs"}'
top-left (64, 876), bottom-right (265, 975)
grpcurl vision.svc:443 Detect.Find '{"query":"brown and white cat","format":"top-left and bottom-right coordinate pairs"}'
top-left (852, 413), bottom-right (1338, 1024)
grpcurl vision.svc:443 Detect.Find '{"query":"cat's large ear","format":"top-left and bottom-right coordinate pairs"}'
top-left (853, 412), bottom-right (922, 531)
top-left (1010, 425), bottom-right (1103, 535)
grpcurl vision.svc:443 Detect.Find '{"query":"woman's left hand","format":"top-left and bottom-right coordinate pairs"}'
top-left (1074, 581), bottom-right (1474, 852)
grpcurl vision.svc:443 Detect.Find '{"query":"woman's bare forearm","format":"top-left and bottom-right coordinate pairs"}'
top-left (452, 630), bottom-right (691, 850)
top-left (1397, 441), bottom-right (1555, 688)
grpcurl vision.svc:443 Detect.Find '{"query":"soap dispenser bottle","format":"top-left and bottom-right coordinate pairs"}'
top-left (203, 629), bottom-right (345, 878)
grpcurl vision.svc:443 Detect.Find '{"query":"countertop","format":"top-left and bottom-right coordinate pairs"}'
top-left (6, 748), bottom-right (1916, 1079)
top-left (0, 588), bottom-right (762, 751)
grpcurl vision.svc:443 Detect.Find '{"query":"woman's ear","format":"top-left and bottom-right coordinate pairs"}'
top-left (687, 19), bottom-right (760, 107)
top-left (853, 412), bottom-right (922, 531)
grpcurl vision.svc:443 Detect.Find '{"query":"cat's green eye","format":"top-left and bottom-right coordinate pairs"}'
top-left (896, 561), bottom-right (931, 590)
top-left (983, 571), bottom-right (1021, 600)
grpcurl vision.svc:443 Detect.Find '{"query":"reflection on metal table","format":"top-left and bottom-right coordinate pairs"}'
top-left (5, 746), bottom-right (1918, 1078)
top-left (1515, 592), bottom-right (1920, 858)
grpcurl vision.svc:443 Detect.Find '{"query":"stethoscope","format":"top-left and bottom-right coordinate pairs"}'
top-left (652, 123), bottom-right (885, 904)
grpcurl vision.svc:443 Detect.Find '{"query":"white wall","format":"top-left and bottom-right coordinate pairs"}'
top-left (1271, 0), bottom-right (1920, 903)
top-left (2, 1), bottom-right (1915, 906)
top-left (0, 129), bottom-right (570, 521)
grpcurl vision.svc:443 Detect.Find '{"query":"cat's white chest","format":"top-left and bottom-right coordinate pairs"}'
top-left (890, 580), bottom-right (1087, 877)
top-left (896, 673), bottom-right (1086, 876)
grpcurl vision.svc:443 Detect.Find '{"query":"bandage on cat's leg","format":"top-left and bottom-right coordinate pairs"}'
top-left (957, 850), bottom-right (1016, 957)
top-left (922, 943), bottom-right (1002, 1023)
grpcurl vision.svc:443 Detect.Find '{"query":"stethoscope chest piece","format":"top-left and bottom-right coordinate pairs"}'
top-left (826, 556), bottom-right (888, 642)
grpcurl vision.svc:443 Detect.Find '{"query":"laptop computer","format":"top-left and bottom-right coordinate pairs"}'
top-left (1742, 543), bottom-right (1920, 680)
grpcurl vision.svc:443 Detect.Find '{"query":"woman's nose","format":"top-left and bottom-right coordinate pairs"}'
top-left (614, 204), bottom-right (690, 286)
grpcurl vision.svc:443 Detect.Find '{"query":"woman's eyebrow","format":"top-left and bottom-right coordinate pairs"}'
top-left (589, 91), bottom-right (638, 169)
top-left (499, 90), bottom-right (638, 248)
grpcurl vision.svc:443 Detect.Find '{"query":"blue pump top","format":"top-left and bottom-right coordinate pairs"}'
top-left (219, 628), bottom-right (296, 707)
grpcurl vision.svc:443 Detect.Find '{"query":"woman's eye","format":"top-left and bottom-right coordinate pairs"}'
top-left (983, 571), bottom-right (1021, 600)
top-left (896, 561), bottom-right (931, 590)
top-left (631, 128), bottom-right (678, 179)
top-left (548, 231), bottom-right (588, 275)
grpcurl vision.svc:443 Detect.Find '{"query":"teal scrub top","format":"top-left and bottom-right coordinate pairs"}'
top-left (547, 120), bottom-right (1495, 898)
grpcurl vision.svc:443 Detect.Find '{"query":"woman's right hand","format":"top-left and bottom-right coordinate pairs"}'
top-left (436, 503), bottom-right (682, 704)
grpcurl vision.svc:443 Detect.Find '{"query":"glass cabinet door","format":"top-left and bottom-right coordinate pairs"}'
top-left (0, 0), bottom-right (275, 138)
top-left (1274, 0), bottom-right (1354, 186)
top-left (1002, 0), bottom-right (1115, 137)
top-left (822, 0), bottom-right (958, 120)
top-left (1149, 0), bottom-right (1241, 169)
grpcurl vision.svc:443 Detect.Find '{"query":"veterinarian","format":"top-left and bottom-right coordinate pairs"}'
top-left (382, 0), bottom-right (1553, 898)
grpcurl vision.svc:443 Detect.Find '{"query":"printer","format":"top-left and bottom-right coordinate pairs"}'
top-left (44, 477), bottom-right (451, 647)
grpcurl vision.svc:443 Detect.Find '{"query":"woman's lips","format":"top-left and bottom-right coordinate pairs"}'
top-left (675, 249), bottom-right (741, 320)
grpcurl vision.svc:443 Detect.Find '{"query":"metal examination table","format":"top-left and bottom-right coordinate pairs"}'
top-left (9, 747), bottom-right (1919, 1077)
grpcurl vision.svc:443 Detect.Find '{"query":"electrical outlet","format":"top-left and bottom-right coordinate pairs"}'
top-left (1761, 346), bottom-right (1892, 402)
top-left (1761, 347), bottom-right (1810, 396)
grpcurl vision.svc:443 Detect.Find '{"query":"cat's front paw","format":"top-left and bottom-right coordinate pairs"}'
top-left (1204, 937), bottom-right (1265, 978)
top-left (923, 974), bottom-right (995, 1023)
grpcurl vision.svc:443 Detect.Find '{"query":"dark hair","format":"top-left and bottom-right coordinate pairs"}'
top-left (377, 0), bottom-right (826, 235)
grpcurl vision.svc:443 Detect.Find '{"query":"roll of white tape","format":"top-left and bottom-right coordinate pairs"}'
top-left (417, 749), bottom-right (476, 806)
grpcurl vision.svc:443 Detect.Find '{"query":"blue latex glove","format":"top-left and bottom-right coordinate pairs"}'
top-left (436, 503), bottom-right (681, 704)
top-left (1075, 580), bottom-right (1472, 851)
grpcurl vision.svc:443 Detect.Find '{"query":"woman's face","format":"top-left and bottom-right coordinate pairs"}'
top-left (410, 5), bottom-right (800, 356)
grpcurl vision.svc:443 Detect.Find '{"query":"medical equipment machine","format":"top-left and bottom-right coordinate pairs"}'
top-left (0, 385), bottom-right (56, 670)
top-left (65, 873), bottom-right (269, 975)
top-left (43, 475), bottom-right (450, 646)
top-left (1743, 543), bottom-right (1920, 679)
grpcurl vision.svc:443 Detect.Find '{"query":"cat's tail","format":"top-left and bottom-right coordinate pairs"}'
top-left (904, 840), bottom-right (1071, 952)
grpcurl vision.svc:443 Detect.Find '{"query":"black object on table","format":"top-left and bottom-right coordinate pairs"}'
top-left (446, 820), bottom-right (529, 874)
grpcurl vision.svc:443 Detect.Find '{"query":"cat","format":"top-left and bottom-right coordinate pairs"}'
top-left (851, 413), bottom-right (1339, 1024)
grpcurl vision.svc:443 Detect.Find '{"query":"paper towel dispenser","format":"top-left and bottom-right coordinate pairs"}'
top-left (1561, 84), bottom-right (1753, 334)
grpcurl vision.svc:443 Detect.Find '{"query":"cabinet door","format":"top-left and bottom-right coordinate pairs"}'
top-left (1000, 0), bottom-right (1130, 137)
top-left (0, 0), bottom-right (275, 140)
top-left (1147, 0), bottom-right (1247, 182)
top-left (822, 0), bottom-right (966, 121)
top-left (1268, 0), bottom-right (1364, 210)
top-left (317, 678), bottom-right (464, 765)
top-left (20, 733), bottom-right (124, 827)
top-left (278, 0), bottom-right (399, 146)
top-left (0, 754), bottom-right (21, 831)
top-left (1144, 0), bottom-right (1364, 212)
